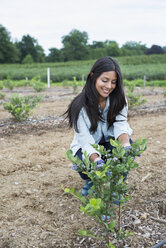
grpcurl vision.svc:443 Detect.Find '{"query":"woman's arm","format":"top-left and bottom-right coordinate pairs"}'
top-left (74, 109), bottom-right (101, 158)
top-left (113, 104), bottom-right (133, 141)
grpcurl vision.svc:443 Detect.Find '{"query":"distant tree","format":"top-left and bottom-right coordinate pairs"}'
top-left (35, 44), bottom-right (45, 62)
top-left (0, 24), bottom-right (19, 63)
top-left (162, 46), bottom-right (166, 52)
top-left (146, 45), bottom-right (165, 55)
top-left (62, 29), bottom-right (89, 61)
top-left (88, 47), bottom-right (108, 59)
top-left (89, 41), bottom-right (105, 49)
top-left (22, 54), bottom-right (34, 64)
top-left (46, 48), bottom-right (64, 62)
top-left (121, 41), bottom-right (148, 56)
top-left (105, 40), bottom-right (122, 57)
top-left (17, 35), bottom-right (45, 63)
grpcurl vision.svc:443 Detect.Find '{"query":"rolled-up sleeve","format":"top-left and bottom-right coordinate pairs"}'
top-left (113, 104), bottom-right (133, 139)
top-left (75, 109), bottom-right (100, 157)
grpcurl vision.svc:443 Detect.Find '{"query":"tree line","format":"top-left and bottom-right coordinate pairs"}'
top-left (0, 24), bottom-right (166, 64)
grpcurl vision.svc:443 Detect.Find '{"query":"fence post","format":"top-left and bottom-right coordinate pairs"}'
top-left (25, 77), bottom-right (28, 85)
top-left (82, 74), bottom-right (84, 84)
top-left (144, 75), bottom-right (146, 87)
top-left (47, 68), bottom-right (50, 88)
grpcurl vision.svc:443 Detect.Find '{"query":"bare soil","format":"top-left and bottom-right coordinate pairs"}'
top-left (0, 86), bottom-right (166, 248)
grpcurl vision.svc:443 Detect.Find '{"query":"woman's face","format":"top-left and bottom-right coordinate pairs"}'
top-left (95, 71), bottom-right (117, 100)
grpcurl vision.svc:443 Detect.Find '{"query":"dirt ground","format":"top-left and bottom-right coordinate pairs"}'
top-left (0, 86), bottom-right (166, 248)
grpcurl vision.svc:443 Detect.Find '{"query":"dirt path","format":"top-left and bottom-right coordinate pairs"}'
top-left (0, 87), bottom-right (166, 248)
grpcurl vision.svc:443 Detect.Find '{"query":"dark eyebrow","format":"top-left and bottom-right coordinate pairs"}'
top-left (102, 76), bottom-right (117, 81)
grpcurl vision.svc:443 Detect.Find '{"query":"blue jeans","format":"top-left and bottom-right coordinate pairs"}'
top-left (75, 137), bottom-right (132, 180)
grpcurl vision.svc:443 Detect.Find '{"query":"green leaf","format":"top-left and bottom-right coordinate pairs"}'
top-left (110, 139), bottom-right (119, 148)
top-left (66, 149), bottom-right (73, 159)
top-left (64, 188), bottom-right (70, 193)
top-left (78, 229), bottom-right (88, 236)
top-left (106, 242), bottom-right (116, 248)
top-left (89, 198), bottom-right (103, 210)
top-left (125, 230), bottom-right (134, 236)
top-left (90, 198), bottom-right (97, 206)
top-left (108, 221), bottom-right (116, 230)
top-left (95, 171), bottom-right (102, 178)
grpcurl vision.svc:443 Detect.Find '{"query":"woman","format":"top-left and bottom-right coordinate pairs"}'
top-left (65, 56), bottom-right (132, 195)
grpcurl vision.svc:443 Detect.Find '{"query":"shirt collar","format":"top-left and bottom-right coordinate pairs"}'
top-left (98, 97), bottom-right (110, 113)
top-left (103, 97), bottom-right (110, 113)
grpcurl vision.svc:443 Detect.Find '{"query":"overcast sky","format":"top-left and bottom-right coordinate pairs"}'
top-left (1, 0), bottom-right (166, 54)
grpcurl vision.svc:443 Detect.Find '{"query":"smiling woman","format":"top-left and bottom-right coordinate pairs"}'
top-left (64, 56), bottom-right (133, 195)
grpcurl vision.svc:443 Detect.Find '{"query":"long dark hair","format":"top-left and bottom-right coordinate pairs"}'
top-left (64, 56), bottom-right (126, 132)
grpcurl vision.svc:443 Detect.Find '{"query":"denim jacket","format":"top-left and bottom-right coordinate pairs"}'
top-left (70, 97), bottom-right (133, 157)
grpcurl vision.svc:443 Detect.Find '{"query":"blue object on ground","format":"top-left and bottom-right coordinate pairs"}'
top-left (152, 239), bottom-right (166, 248)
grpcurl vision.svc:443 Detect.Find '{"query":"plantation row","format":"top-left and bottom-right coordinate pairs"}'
top-left (1, 78), bottom-right (166, 93)
top-left (0, 54), bottom-right (166, 82)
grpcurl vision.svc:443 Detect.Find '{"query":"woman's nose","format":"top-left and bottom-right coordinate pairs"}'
top-left (106, 82), bottom-right (113, 89)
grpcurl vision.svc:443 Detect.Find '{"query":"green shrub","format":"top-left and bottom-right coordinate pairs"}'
top-left (32, 82), bottom-right (46, 92)
top-left (126, 84), bottom-right (146, 109)
top-left (0, 81), bottom-right (4, 90)
top-left (164, 89), bottom-right (166, 98)
top-left (64, 138), bottom-right (147, 246)
top-left (3, 94), bottom-right (41, 122)
top-left (72, 76), bottom-right (79, 93)
top-left (62, 80), bottom-right (71, 87)
top-left (30, 75), bottom-right (46, 92)
top-left (14, 79), bottom-right (29, 87)
top-left (0, 92), bottom-right (5, 100)
top-left (3, 79), bottom-right (14, 90)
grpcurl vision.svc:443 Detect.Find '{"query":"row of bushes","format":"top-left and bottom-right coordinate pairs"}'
top-left (0, 54), bottom-right (166, 82)
top-left (0, 76), bottom-right (46, 92)
top-left (0, 63), bottom-right (166, 82)
top-left (1, 78), bottom-right (166, 91)
top-left (124, 79), bottom-right (166, 87)
top-left (1, 54), bottom-right (166, 69)
top-left (1, 80), bottom-right (166, 122)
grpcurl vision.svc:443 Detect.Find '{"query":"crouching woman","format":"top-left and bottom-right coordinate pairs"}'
top-left (64, 56), bottom-right (132, 196)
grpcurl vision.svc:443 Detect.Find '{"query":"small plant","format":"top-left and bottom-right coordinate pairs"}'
top-left (72, 76), bottom-right (79, 94)
top-left (126, 84), bottom-right (146, 109)
top-left (63, 138), bottom-right (147, 247)
top-left (3, 77), bottom-right (14, 90)
top-left (14, 79), bottom-right (29, 87)
top-left (0, 92), bottom-right (5, 100)
top-left (62, 80), bottom-right (70, 87)
top-left (164, 89), bottom-right (166, 98)
top-left (30, 75), bottom-right (46, 92)
top-left (32, 82), bottom-right (46, 92)
top-left (0, 81), bottom-right (4, 90)
top-left (3, 94), bottom-right (41, 122)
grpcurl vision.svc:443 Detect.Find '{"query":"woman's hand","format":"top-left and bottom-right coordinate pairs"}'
top-left (118, 133), bottom-right (130, 147)
top-left (89, 153), bottom-right (100, 162)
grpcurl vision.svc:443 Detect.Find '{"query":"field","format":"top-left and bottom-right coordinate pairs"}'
top-left (0, 85), bottom-right (166, 248)
top-left (1, 54), bottom-right (166, 82)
